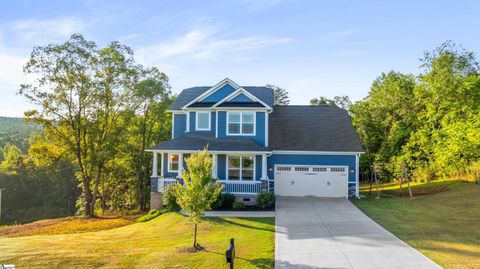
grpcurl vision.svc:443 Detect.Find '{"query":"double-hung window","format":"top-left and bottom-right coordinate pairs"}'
top-left (227, 156), bottom-right (254, 181)
top-left (168, 153), bottom-right (179, 172)
top-left (196, 111), bottom-right (210, 130)
top-left (227, 111), bottom-right (255, 135)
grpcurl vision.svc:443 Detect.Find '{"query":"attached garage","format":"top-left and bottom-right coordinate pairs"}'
top-left (274, 165), bottom-right (349, 197)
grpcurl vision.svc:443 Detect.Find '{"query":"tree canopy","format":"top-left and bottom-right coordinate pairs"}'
top-left (350, 42), bottom-right (480, 181)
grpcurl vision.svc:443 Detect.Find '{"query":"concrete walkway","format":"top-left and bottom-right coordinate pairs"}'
top-left (205, 210), bottom-right (275, 217)
top-left (275, 197), bottom-right (442, 269)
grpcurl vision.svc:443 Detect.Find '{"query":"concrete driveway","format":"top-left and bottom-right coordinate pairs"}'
top-left (275, 197), bottom-right (442, 269)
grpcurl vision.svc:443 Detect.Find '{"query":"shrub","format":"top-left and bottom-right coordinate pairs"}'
top-left (221, 193), bottom-right (235, 208)
top-left (232, 201), bottom-right (246, 210)
top-left (137, 209), bottom-right (168, 222)
top-left (212, 193), bottom-right (235, 209)
top-left (256, 191), bottom-right (275, 210)
top-left (414, 165), bottom-right (437, 182)
top-left (162, 184), bottom-right (180, 212)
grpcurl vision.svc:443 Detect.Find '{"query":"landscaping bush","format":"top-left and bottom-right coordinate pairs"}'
top-left (212, 193), bottom-right (235, 209)
top-left (232, 201), bottom-right (246, 210)
top-left (137, 209), bottom-right (168, 222)
top-left (256, 191), bottom-right (275, 210)
top-left (162, 184), bottom-right (180, 212)
top-left (212, 193), bottom-right (234, 209)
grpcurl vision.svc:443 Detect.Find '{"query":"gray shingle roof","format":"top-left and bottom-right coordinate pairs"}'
top-left (149, 132), bottom-right (270, 152)
top-left (269, 105), bottom-right (364, 152)
top-left (169, 86), bottom-right (274, 110)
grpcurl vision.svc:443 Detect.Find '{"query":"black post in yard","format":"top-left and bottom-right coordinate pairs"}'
top-left (226, 238), bottom-right (235, 269)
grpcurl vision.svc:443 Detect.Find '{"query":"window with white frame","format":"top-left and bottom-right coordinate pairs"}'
top-left (168, 153), bottom-right (179, 172)
top-left (196, 111), bottom-right (210, 130)
top-left (227, 156), bottom-right (254, 180)
top-left (227, 111), bottom-right (255, 135)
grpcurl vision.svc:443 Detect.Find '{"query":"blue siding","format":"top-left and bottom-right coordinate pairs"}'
top-left (267, 154), bottom-right (357, 196)
top-left (189, 111), bottom-right (195, 131)
top-left (230, 93), bottom-right (254, 102)
top-left (217, 111), bottom-right (266, 146)
top-left (211, 111), bottom-right (216, 133)
top-left (255, 155), bottom-right (262, 180)
top-left (217, 154), bottom-right (226, 179)
top-left (173, 114), bottom-right (186, 138)
top-left (201, 84), bottom-right (236, 103)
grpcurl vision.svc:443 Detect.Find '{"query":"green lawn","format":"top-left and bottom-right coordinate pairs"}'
top-left (0, 213), bottom-right (275, 269)
top-left (354, 180), bottom-right (480, 269)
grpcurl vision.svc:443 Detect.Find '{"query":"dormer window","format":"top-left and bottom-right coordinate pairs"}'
top-left (227, 111), bottom-right (255, 135)
top-left (196, 111), bottom-right (210, 130)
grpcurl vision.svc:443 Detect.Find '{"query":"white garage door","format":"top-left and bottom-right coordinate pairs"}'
top-left (275, 165), bottom-right (348, 197)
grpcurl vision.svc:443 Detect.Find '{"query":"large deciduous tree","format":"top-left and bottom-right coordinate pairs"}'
top-left (19, 34), bottom-right (160, 216)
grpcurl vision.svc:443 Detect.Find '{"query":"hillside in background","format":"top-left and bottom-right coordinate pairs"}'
top-left (0, 116), bottom-right (41, 153)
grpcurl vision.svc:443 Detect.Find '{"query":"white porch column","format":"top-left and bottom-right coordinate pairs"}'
top-left (212, 154), bottom-right (218, 179)
top-left (178, 153), bottom-right (184, 178)
top-left (261, 154), bottom-right (268, 180)
top-left (152, 152), bottom-right (158, 178)
top-left (160, 153), bottom-right (164, 178)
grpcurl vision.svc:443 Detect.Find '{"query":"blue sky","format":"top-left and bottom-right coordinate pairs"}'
top-left (1, 0), bottom-right (479, 116)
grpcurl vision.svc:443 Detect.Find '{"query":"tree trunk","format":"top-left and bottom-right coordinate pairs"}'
top-left (193, 222), bottom-right (197, 250)
top-left (82, 177), bottom-right (93, 217)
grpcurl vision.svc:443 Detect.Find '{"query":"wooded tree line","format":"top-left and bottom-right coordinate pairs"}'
top-left (0, 34), bottom-right (174, 222)
top-left (349, 42), bottom-right (480, 181)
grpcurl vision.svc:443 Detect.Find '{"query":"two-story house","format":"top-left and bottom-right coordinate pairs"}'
top-left (148, 78), bottom-right (363, 208)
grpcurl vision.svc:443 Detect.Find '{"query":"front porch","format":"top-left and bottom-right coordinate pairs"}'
top-left (149, 150), bottom-right (273, 195)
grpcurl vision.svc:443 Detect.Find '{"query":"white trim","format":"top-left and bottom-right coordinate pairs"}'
top-left (215, 110), bottom-right (218, 137)
top-left (226, 111), bottom-right (256, 136)
top-left (167, 110), bottom-right (186, 113)
top-left (152, 152), bottom-right (158, 177)
top-left (181, 78), bottom-right (241, 109)
top-left (167, 153), bottom-right (179, 173)
top-left (226, 154), bottom-right (256, 181)
top-left (212, 88), bottom-right (272, 110)
top-left (186, 111), bottom-right (190, 132)
top-left (147, 149), bottom-right (271, 155)
top-left (195, 111), bottom-right (211, 131)
top-left (212, 154), bottom-right (218, 179)
top-left (265, 111), bottom-right (269, 147)
top-left (160, 153), bottom-right (164, 177)
top-left (261, 154), bottom-right (268, 180)
top-left (178, 153), bottom-right (184, 178)
top-left (272, 150), bottom-right (364, 155)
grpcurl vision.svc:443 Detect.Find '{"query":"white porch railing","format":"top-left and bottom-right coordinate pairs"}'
top-left (152, 177), bottom-right (268, 195)
top-left (219, 180), bottom-right (267, 194)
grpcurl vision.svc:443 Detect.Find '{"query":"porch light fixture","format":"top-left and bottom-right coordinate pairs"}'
top-left (268, 166), bottom-right (273, 172)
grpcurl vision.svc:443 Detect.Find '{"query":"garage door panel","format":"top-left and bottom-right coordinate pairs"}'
top-left (275, 165), bottom-right (348, 197)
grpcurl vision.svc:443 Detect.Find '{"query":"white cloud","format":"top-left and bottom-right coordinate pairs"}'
top-left (136, 26), bottom-right (292, 64)
top-left (12, 17), bottom-right (85, 43)
top-left (0, 44), bottom-right (31, 117)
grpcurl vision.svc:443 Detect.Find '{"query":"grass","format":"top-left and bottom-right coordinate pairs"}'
top-left (0, 213), bottom-right (275, 269)
top-left (354, 179), bottom-right (480, 269)
top-left (0, 214), bottom-right (140, 238)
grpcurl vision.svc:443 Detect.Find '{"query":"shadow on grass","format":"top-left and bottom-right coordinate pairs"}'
top-left (360, 179), bottom-right (469, 198)
top-left (208, 217), bottom-right (275, 233)
top-left (204, 248), bottom-right (273, 269)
